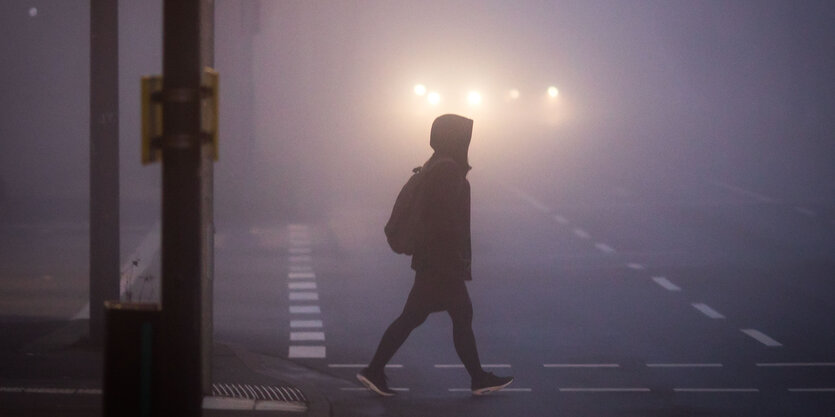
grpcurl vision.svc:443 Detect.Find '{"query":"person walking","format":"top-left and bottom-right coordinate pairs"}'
top-left (357, 114), bottom-right (514, 396)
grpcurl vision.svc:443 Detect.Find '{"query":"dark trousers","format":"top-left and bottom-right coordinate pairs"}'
top-left (368, 271), bottom-right (485, 379)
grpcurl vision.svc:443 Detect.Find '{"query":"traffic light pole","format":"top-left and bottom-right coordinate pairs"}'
top-left (159, 0), bottom-right (214, 414)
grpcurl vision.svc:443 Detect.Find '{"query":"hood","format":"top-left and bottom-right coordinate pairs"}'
top-left (429, 114), bottom-right (473, 171)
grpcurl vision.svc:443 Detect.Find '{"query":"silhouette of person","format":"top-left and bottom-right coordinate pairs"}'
top-left (357, 114), bottom-right (514, 396)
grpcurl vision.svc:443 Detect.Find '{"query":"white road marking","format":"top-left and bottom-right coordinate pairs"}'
top-left (788, 388), bottom-right (835, 392)
top-left (756, 362), bottom-right (835, 367)
top-left (692, 303), bottom-right (726, 319)
top-left (741, 329), bottom-right (782, 347)
top-left (646, 363), bottom-right (723, 368)
top-left (289, 282), bottom-right (317, 290)
top-left (289, 265), bottom-right (312, 272)
top-left (595, 243), bottom-right (616, 254)
top-left (713, 181), bottom-right (775, 203)
top-left (290, 332), bottom-right (325, 341)
top-left (288, 247), bottom-right (312, 255)
top-left (288, 345), bottom-right (325, 358)
top-left (0, 387), bottom-right (24, 393)
top-left (202, 397), bottom-right (254, 410)
top-left (287, 224), bottom-right (309, 232)
top-left (77, 388), bottom-right (103, 395)
top-left (795, 206), bottom-right (816, 217)
top-left (289, 305), bottom-right (321, 314)
top-left (434, 364), bottom-right (511, 368)
top-left (289, 292), bottom-right (319, 301)
top-left (559, 388), bottom-right (650, 392)
top-left (288, 272), bottom-right (316, 279)
top-left (553, 214), bottom-right (569, 225)
top-left (627, 263), bottom-right (645, 270)
top-left (673, 388), bottom-right (759, 393)
top-left (289, 255), bottom-right (312, 263)
top-left (0, 386), bottom-right (103, 395)
top-left (449, 388), bottom-right (531, 392)
top-left (328, 364), bottom-right (403, 368)
top-left (23, 388), bottom-right (76, 394)
top-left (544, 364), bottom-right (620, 368)
top-left (512, 189), bottom-right (551, 213)
top-left (573, 228), bottom-right (591, 239)
top-left (341, 387), bottom-right (409, 392)
top-left (652, 277), bottom-right (681, 291)
top-left (290, 320), bottom-right (323, 328)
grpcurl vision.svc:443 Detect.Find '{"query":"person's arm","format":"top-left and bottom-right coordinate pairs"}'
top-left (423, 160), bottom-right (467, 270)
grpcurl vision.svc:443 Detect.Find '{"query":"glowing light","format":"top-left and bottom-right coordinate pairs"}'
top-left (427, 92), bottom-right (441, 105)
top-left (548, 86), bottom-right (559, 98)
top-left (508, 89), bottom-right (520, 100)
top-left (467, 91), bottom-right (482, 105)
top-left (413, 84), bottom-right (426, 96)
top-left (29, 7), bottom-right (38, 17)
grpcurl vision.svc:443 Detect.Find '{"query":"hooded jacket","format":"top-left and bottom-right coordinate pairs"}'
top-left (411, 114), bottom-right (474, 281)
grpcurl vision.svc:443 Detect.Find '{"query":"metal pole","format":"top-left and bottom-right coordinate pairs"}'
top-left (159, 0), bottom-right (213, 414)
top-left (89, 0), bottom-right (120, 345)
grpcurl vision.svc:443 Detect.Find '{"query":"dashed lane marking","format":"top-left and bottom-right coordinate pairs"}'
top-left (449, 388), bottom-right (531, 392)
top-left (289, 292), bottom-right (319, 301)
top-left (544, 364), bottom-right (620, 368)
top-left (756, 362), bottom-right (835, 367)
top-left (741, 329), bottom-right (783, 347)
top-left (553, 214), bottom-right (569, 225)
top-left (788, 388), bottom-right (835, 392)
top-left (288, 272), bottom-right (316, 279)
top-left (288, 247), bottom-right (312, 255)
top-left (340, 387), bottom-right (410, 392)
top-left (288, 346), bottom-right (325, 358)
top-left (289, 305), bottom-right (321, 314)
top-left (646, 363), bottom-right (723, 368)
top-left (594, 243), bottom-right (616, 254)
top-left (673, 388), bottom-right (759, 393)
top-left (573, 228), bottom-right (591, 239)
top-left (328, 364), bottom-right (403, 368)
top-left (713, 181), bottom-right (775, 203)
top-left (652, 277), bottom-right (681, 291)
top-left (559, 388), bottom-right (650, 392)
top-left (290, 265), bottom-right (313, 272)
top-left (0, 387), bottom-right (102, 395)
top-left (289, 282), bottom-right (317, 290)
top-left (290, 320), bottom-right (322, 328)
top-left (289, 332), bottom-right (325, 341)
top-left (627, 263), bottom-right (645, 270)
top-left (434, 364), bottom-right (511, 368)
top-left (692, 303), bottom-right (726, 319)
top-left (289, 255), bottom-right (312, 263)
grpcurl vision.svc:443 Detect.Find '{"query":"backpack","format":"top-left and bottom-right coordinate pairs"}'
top-left (384, 165), bottom-right (426, 255)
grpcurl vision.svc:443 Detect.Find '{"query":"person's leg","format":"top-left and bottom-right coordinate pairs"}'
top-left (367, 287), bottom-right (431, 373)
top-left (447, 281), bottom-right (485, 379)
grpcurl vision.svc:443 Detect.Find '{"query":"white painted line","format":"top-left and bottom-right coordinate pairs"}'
top-left (202, 396), bottom-right (255, 410)
top-left (288, 345), bottom-right (325, 358)
top-left (289, 255), bottom-right (312, 263)
top-left (328, 364), bottom-right (403, 368)
top-left (646, 363), bottom-right (723, 368)
top-left (788, 388), bottom-right (835, 392)
top-left (741, 329), bottom-right (782, 347)
top-left (290, 331), bottom-right (325, 341)
top-left (553, 214), bottom-right (569, 225)
top-left (627, 263), bottom-right (645, 270)
top-left (756, 362), bottom-right (835, 367)
top-left (713, 181), bottom-right (775, 203)
top-left (449, 387), bottom-right (531, 392)
top-left (341, 387), bottom-right (409, 392)
top-left (595, 243), bottom-right (615, 254)
top-left (290, 240), bottom-right (312, 247)
top-left (544, 364), bottom-right (620, 368)
top-left (795, 206), bottom-right (816, 217)
top-left (559, 388), bottom-right (650, 392)
top-left (23, 388), bottom-right (76, 394)
top-left (289, 292), bottom-right (319, 301)
top-left (289, 282), bottom-right (317, 290)
top-left (573, 228), bottom-right (591, 239)
top-left (0, 387), bottom-right (24, 393)
top-left (512, 189), bottom-right (551, 213)
top-left (254, 400), bottom-right (307, 412)
top-left (289, 265), bottom-right (312, 272)
top-left (434, 364), bottom-right (511, 368)
top-left (289, 247), bottom-right (312, 255)
top-left (76, 388), bottom-right (103, 395)
top-left (692, 303), bottom-right (726, 319)
top-left (290, 319), bottom-right (323, 328)
top-left (289, 305), bottom-right (321, 314)
top-left (288, 272), bottom-right (316, 279)
top-left (652, 277), bottom-right (681, 291)
top-left (673, 388), bottom-right (759, 393)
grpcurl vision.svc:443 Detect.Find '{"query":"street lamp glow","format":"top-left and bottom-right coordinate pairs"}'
top-left (467, 91), bottom-right (482, 105)
top-left (427, 92), bottom-right (441, 105)
top-left (508, 89), bottom-right (520, 100)
top-left (547, 86), bottom-right (559, 98)
top-left (413, 84), bottom-right (426, 96)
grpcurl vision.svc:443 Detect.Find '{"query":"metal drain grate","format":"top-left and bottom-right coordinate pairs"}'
top-left (211, 383), bottom-right (306, 402)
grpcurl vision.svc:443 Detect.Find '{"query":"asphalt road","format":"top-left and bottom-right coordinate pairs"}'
top-left (212, 166), bottom-right (835, 416)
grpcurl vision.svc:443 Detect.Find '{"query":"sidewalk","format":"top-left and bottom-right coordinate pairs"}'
top-left (0, 317), bottom-right (331, 417)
